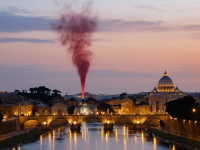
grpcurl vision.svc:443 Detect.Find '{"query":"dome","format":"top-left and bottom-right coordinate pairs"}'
top-left (157, 70), bottom-right (175, 92)
top-left (152, 86), bottom-right (157, 92)
top-left (36, 103), bottom-right (46, 107)
top-left (174, 86), bottom-right (180, 92)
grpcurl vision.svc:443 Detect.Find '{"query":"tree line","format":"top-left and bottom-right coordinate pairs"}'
top-left (16, 86), bottom-right (62, 105)
top-left (165, 96), bottom-right (200, 121)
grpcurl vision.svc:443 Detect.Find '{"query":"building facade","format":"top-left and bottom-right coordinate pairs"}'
top-left (0, 104), bottom-right (19, 118)
top-left (33, 104), bottom-right (51, 115)
top-left (18, 101), bottom-right (33, 116)
top-left (52, 103), bottom-right (68, 115)
top-left (146, 70), bottom-right (186, 114)
top-left (116, 96), bottom-right (150, 115)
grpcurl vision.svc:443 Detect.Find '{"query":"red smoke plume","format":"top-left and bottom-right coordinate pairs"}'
top-left (54, 2), bottom-right (96, 99)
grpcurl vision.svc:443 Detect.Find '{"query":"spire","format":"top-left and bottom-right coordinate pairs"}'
top-left (163, 70), bottom-right (168, 76)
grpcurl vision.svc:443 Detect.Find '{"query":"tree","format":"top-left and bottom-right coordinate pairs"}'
top-left (37, 86), bottom-right (48, 95)
top-left (29, 88), bottom-right (34, 94)
top-left (15, 89), bottom-right (20, 93)
top-left (0, 112), bottom-right (3, 123)
top-left (97, 103), bottom-right (115, 114)
top-left (45, 88), bottom-right (51, 95)
top-left (34, 87), bottom-right (38, 93)
top-left (52, 89), bottom-right (61, 97)
top-left (165, 96), bottom-right (199, 121)
top-left (68, 105), bottom-right (75, 115)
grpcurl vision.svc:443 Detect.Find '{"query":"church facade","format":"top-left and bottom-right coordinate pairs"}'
top-left (146, 70), bottom-right (186, 114)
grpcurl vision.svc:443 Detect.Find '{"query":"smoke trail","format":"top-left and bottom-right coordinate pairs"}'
top-left (54, 1), bottom-right (97, 99)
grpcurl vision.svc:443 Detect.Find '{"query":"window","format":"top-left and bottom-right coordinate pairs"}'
top-left (156, 102), bottom-right (159, 112)
top-left (150, 106), bottom-right (152, 112)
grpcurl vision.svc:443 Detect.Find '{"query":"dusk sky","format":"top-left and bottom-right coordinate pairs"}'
top-left (1, 0), bottom-right (200, 95)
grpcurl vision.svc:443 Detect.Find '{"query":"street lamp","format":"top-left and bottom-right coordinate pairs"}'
top-left (193, 109), bottom-right (196, 112)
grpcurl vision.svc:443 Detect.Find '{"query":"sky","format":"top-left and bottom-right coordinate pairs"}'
top-left (1, 0), bottom-right (200, 95)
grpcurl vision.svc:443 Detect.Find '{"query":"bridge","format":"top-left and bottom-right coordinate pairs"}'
top-left (18, 114), bottom-right (169, 130)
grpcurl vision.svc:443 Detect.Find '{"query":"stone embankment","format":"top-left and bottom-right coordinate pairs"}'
top-left (0, 129), bottom-right (49, 149)
top-left (146, 128), bottom-right (200, 150)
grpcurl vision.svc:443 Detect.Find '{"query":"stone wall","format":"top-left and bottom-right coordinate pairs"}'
top-left (0, 119), bottom-right (16, 135)
top-left (115, 117), bottom-right (133, 125)
top-left (49, 118), bottom-right (68, 127)
top-left (169, 118), bottom-right (200, 135)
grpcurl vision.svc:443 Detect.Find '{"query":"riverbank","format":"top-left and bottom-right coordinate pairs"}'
top-left (146, 128), bottom-right (200, 149)
top-left (0, 129), bottom-right (49, 149)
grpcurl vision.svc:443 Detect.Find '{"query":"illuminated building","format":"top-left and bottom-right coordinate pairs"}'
top-left (65, 98), bottom-right (79, 107)
top-left (0, 92), bottom-right (23, 104)
top-left (18, 100), bottom-right (33, 116)
top-left (33, 103), bottom-right (52, 115)
top-left (118, 95), bottom-right (150, 115)
top-left (146, 70), bottom-right (186, 114)
top-left (50, 97), bottom-right (65, 106)
top-left (0, 104), bottom-right (19, 117)
top-left (52, 103), bottom-right (68, 115)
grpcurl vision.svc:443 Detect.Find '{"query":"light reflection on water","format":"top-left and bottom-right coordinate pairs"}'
top-left (11, 122), bottom-right (188, 150)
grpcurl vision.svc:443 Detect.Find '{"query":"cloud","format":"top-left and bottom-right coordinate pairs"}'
top-left (0, 65), bottom-right (157, 81)
top-left (97, 19), bottom-right (167, 32)
top-left (0, 38), bottom-right (55, 43)
top-left (92, 39), bottom-right (117, 42)
top-left (1, 10), bottom-right (200, 33)
top-left (0, 11), bottom-right (55, 32)
top-left (88, 70), bottom-right (157, 78)
top-left (133, 5), bottom-right (166, 12)
top-left (6, 7), bottom-right (33, 14)
top-left (98, 19), bottom-right (200, 32)
top-left (0, 65), bottom-right (200, 94)
top-left (0, 7), bottom-right (33, 14)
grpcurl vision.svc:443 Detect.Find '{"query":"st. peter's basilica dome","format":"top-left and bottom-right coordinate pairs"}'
top-left (157, 70), bottom-right (175, 92)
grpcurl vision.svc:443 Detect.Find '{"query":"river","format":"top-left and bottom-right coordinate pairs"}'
top-left (9, 122), bottom-right (188, 150)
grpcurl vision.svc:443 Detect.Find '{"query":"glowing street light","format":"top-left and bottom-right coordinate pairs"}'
top-left (43, 121), bottom-right (47, 125)
top-left (74, 121), bottom-right (77, 124)
top-left (136, 121), bottom-right (140, 124)
top-left (193, 109), bottom-right (196, 112)
top-left (107, 120), bottom-right (110, 124)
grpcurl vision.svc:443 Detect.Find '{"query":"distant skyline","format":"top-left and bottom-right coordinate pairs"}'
top-left (1, 0), bottom-right (200, 94)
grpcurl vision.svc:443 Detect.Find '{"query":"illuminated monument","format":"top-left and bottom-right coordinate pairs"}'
top-left (146, 70), bottom-right (186, 114)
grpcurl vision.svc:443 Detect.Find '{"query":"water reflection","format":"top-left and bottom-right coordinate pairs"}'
top-left (173, 144), bottom-right (175, 150)
top-left (52, 130), bottom-right (55, 150)
top-left (13, 123), bottom-right (188, 150)
top-left (40, 135), bottom-right (42, 150)
top-left (115, 129), bottom-right (118, 143)
top-left (141, 131), bottom-right (144, 147)
top-left (154, 137), bottom-right (157, 150)
top-left (169, 144), bottom-right (176, 150)
top-left (48, 133), bottom-right (51, 150)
